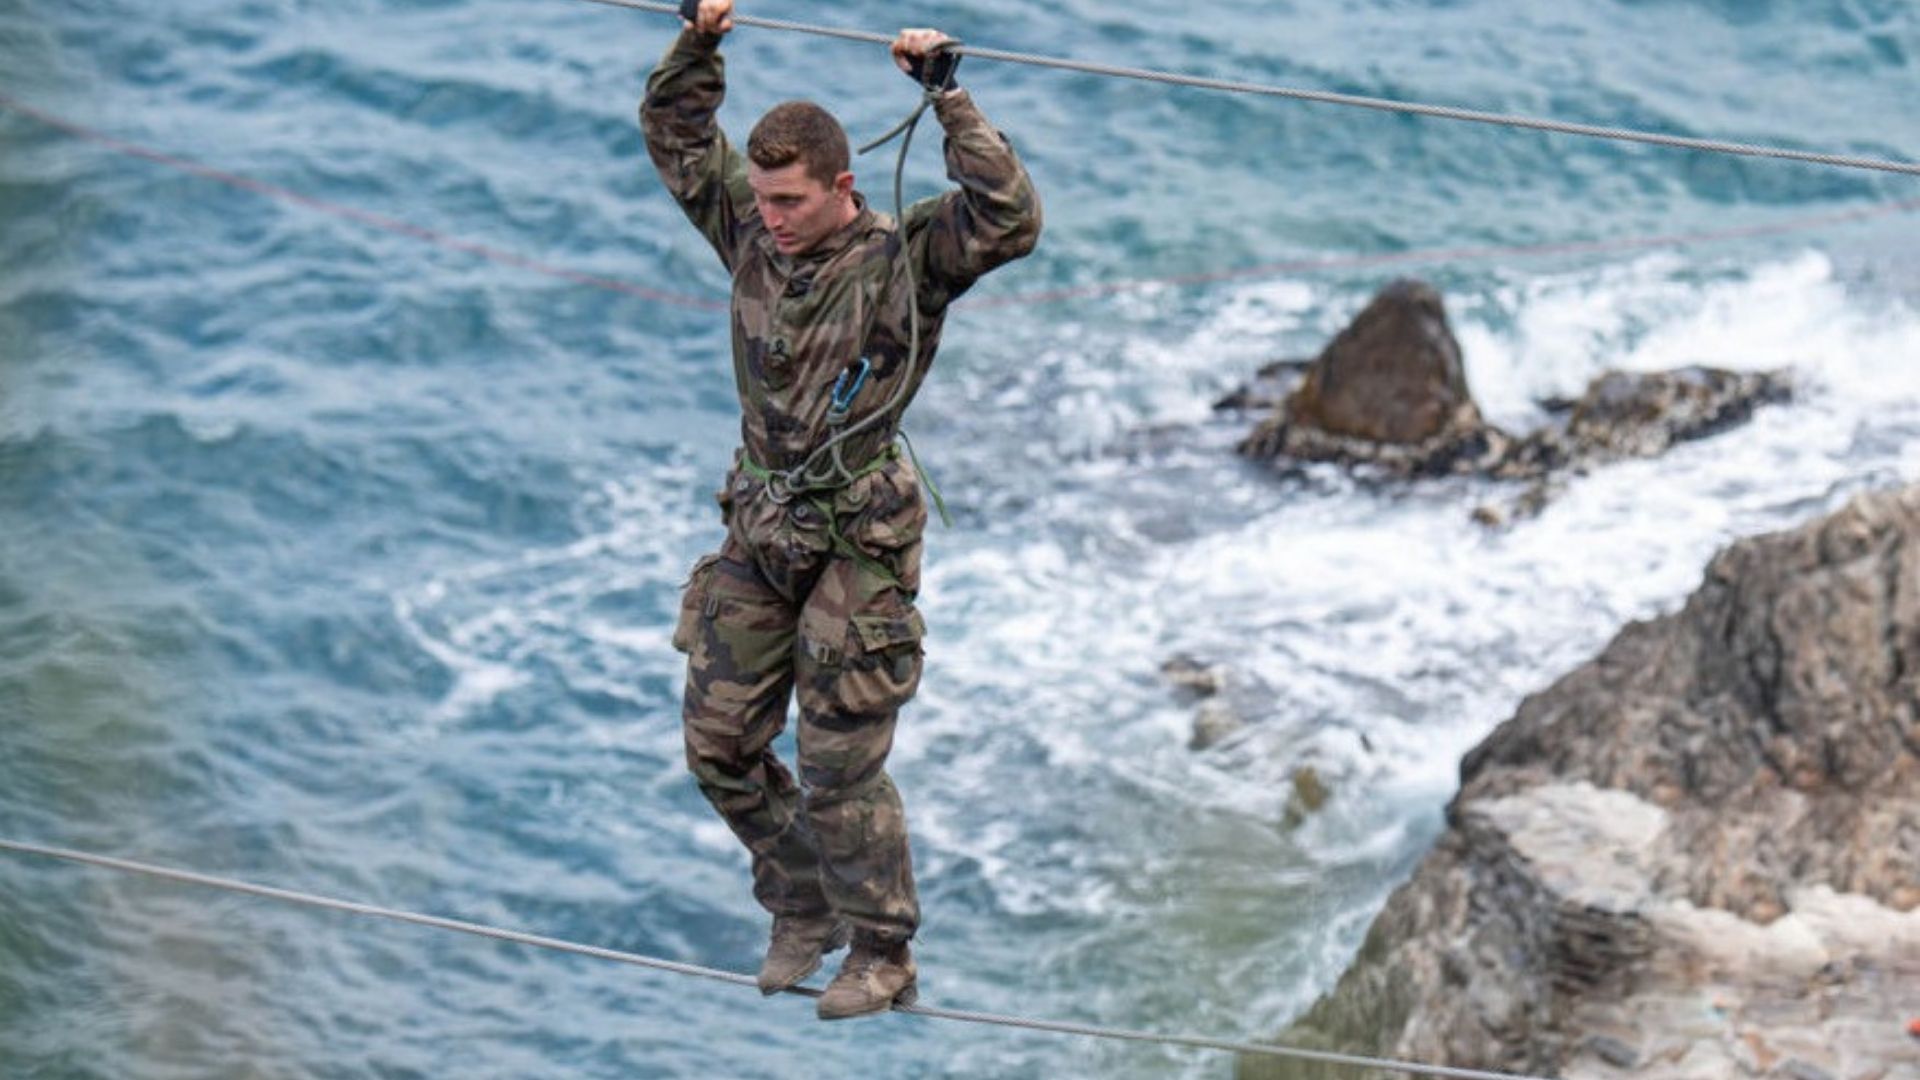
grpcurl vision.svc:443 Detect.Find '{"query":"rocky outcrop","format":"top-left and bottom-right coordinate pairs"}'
top-left (1241, 486), bottom-right (1920, 1080)
top-left (1521, 367), bottom-right (1794, 469)
top-left (1275, 279), bottom-right (1480, 444)
top-left (1475, 368), bottom-right (1794, 523)
top-left (1236, 280), bottom-right (1505, 477)
top-left (1227, 280), bottom-right (1792, 520)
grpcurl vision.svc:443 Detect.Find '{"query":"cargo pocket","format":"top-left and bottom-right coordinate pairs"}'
top-left (845, 466), bottom-right (925, 555)
top-left (835, 608), bottom-right (926, 714)
top-left (671, 554), bottom-right (721, 654)
top-left (837, 467), bottom-right (926, 600)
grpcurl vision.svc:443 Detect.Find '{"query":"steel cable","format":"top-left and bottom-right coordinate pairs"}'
top-left (581, 0), bottom-right (1920, 178)
top-left (0, 836), bottom-right (1554, 1080)
top-left (4, 93), bottom-right (1915, 315)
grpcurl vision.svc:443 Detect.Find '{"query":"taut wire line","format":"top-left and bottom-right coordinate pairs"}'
top-left (0, 836), bottom-right (1554, 1080)
top-left (581, 0), bottom-right (1920, 179)
top-left (3, 93), bottom-right (1911, 312)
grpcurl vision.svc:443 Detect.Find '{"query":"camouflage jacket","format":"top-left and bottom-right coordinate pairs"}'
top-left (641, 29), bottom-right (1042, 474)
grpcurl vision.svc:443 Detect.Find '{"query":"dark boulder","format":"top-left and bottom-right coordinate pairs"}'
top-left (1285, 279), bottom-right (1479, 444)
top-left (1237, 280), bottom-right (1503, 477)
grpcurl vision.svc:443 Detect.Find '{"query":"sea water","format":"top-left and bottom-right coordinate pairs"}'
top-left (2, 1), bottom-right (1916, 1076)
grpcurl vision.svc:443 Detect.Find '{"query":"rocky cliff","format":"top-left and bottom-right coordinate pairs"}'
top-left (1242, 486), bottom-right (1920, 1080)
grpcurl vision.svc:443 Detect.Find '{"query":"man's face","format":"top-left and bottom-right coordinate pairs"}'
top-left (748, 160), bottom-right (854, 256)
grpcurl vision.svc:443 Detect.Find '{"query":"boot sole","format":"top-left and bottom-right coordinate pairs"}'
top-left (816, 981), bottom-right (917, 1021)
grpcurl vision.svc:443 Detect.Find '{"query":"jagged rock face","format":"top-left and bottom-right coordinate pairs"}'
top-left (1497, 367), bottom-right (1797, 479)
top-left (1460, 485), bottom-right (1920, 915)
top-left (1564, 367), bottom-right (1791, 458)
top-left (1241, 487), bottom-right (1920, 1080)
top-left (1285, 279), bottom-right (1479, 444)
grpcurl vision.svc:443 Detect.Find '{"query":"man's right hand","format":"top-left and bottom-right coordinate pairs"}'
top-left (680, 0), bottom-right (734, 36)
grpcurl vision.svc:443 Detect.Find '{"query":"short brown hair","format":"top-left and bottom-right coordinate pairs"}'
top-left (748, 101), bottom-right (850, 186)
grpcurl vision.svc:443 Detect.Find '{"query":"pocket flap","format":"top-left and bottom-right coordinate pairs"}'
top-left (851, 610), bottom-right (925, 653)
top-left (671, 555), bottom-right (722, 654)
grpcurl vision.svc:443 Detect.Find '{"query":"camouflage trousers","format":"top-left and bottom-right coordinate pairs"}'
top-left (671, 450), bottom-right (928, 943)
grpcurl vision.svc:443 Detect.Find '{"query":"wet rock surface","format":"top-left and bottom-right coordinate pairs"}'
top-left (1234, 280), bottom-right (1505, 479)
top-left (1239, 486), bottom-right (1920, 1080)
top-left (1162, 654), bottom-right (1256, 752)
top-left (1268, 279), bottom-right (1481, 445)
top-left (1226, 280), bottom-right (1792, 519)
top-left (1539, 366), bottom-right (1793, 464)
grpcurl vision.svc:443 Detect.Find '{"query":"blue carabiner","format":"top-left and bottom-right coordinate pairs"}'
top-left (828, 357), bottom-right (872, 424)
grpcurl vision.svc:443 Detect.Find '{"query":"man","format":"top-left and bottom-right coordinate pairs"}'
top-left (642, 0), bottom-right (1040, 1020)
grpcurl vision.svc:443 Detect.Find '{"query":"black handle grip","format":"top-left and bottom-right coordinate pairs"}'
top-left (906, 43), bottom-right (963, 92)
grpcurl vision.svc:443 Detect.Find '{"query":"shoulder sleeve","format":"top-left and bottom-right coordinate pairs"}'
top-left (905, 89), bottom-right (1043, 309)
top-left (640, 30), bottom-right (756, 269)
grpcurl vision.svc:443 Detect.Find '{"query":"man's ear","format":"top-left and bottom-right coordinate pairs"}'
top-left (833, 171), bottom-right (856, 199)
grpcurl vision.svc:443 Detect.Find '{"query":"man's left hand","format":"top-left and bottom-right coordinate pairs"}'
top-left (891, 28), bottom-right (962, 92)
top-left (680, 0), bottom-right (734, 37)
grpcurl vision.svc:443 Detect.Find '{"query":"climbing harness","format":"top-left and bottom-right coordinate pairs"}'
top-left (737, 446), bottom-right (906, 588)
top-left (744, 60), bottom-right (961, 532)
top-left (0, 836), bottom-right (1558, 1080)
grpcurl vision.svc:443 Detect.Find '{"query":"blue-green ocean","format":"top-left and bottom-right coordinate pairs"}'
top-left (2, 1), bottom-right (1916, 1076)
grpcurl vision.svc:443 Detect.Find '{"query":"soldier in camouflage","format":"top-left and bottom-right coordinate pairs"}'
top-left (643, 0), bottom-right (1040, 1020)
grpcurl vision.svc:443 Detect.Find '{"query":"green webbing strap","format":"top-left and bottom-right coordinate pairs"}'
top-left (895, 430), bottom-right (953, 528)
top-left (811, 492), bottom-right (899, 589)
top-left (736, 443), bottom-right (896, 495)
top-left (736, 448), bottom-right (905, 589)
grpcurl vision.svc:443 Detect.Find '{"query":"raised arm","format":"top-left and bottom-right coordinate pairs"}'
top-left (892, 30), bottom-right (1044, 308)
top-left (640, 0), bottom-right (754, 269)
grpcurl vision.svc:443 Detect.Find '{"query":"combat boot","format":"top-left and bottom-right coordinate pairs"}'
top-left (816, 938), bottom-right (917, 1020)
top-left (757, 914), bottom-right (850, 995)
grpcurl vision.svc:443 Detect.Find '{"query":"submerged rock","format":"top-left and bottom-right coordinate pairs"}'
top-left (1240, 486), bottom-right (1920, 1080)
top-left (1214, 359), bottom-right (1311, 414)
top-left (1163, 655), bottom-right (1251, 750)
top-left (1163, 653), bottom-right (1230, 699)
top-left (1190, 699), bottom-right (1244, 751)
top-left (1280, 765), bottom-right (1331, 828)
